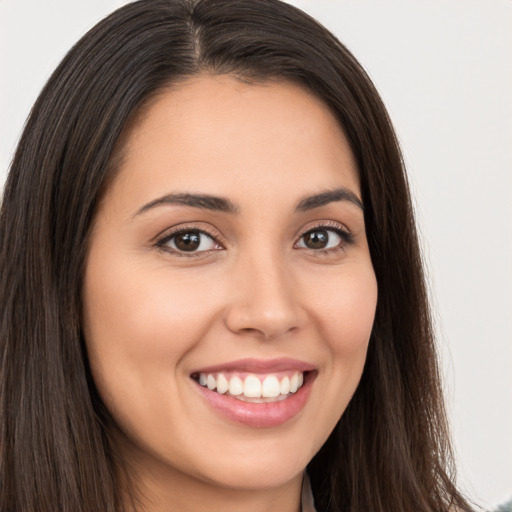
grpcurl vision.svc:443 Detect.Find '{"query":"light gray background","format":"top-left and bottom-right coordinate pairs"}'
top-left (1, 1), bottom-right (511, 508)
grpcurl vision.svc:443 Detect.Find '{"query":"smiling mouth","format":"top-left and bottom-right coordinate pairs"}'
top-left (190, 359), bottom-right (316, 427)
top-left (191, 370), bottom-right (307, 403)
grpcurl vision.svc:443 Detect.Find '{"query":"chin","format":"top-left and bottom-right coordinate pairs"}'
top-left (182, 429), bottom-right (316, 491)
top-left (199, 457), bottom-right (306, 491)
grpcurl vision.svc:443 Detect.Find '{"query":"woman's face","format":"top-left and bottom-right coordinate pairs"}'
top-left (83, 75), bottom-right (377, 497)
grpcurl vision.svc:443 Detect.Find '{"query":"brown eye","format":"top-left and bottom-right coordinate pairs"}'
top-left (161, 229), bottom-right (218, 253)
top-left (296, 227), bottom-right (346, 251)
top-left (303, 230), bottom-right (329, 249)
top-left (174, 231), bottom-right (201, 251)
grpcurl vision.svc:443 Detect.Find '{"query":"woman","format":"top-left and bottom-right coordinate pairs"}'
top-left (0, 0), bottom-right (474, 511)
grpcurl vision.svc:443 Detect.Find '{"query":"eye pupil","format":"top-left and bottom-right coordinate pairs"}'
top-left (175, 231), bottom-right (201, 251)
top-left (304, 230), bottom-right (328, 249)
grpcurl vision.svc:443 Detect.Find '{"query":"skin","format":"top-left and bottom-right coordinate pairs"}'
top-left (83, 74), bottom-right (378, 512)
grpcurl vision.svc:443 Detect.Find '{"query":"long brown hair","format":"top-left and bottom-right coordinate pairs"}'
top-left (0, 1), bottom-right (472, 510)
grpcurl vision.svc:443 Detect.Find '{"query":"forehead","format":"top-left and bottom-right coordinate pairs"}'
top-left (108, 74), bottom-right (360, 213)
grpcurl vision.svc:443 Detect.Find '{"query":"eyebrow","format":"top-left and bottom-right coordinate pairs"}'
top-left (295, 188), bottom-right (363, 212)
top-left (133, 187), bottom-right (363, 217)
top-left (134, 193), bottom-right (239, 216)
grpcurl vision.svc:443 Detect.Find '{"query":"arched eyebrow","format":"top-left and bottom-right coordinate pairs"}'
top-left (134, 193), bottom-right (239, 217)
top-left (295, 188), bottom-right (363, 212)
top-left (133, 187), bottom-right (363, 217)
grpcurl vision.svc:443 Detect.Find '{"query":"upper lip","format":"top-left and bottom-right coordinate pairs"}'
top-left (191, 357), bottom-right (315, 374)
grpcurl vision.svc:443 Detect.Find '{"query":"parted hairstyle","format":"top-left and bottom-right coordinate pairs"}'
top-left (0, 1), bottom-right (473, 511)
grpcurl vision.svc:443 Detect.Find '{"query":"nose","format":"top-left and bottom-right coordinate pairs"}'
top-left (224, 252), bottom-right (304, 341)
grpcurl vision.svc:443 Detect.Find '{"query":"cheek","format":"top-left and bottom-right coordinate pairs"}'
top-left (83, 260), bottom-right (218, 362)
top-left (81, 257), bottom-right (223, 437)
top-left (81, 257), bottom-right (225, 432)
top-left (315, 266), bottom-right (378, 359)
top-left (311, 263), bottom-right (376, 417)
top-left (293, 263), bottom-right (377, 455)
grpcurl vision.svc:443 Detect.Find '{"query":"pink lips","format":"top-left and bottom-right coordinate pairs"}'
top-left (191, 358), bottom-right (316, 428)
top-left (192, 357), bottom-right (316, 374)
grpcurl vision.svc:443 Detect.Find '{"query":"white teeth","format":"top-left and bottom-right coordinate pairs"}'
top-left (244, 375), bottom-right (262, 397)
top-left (289, 373), bottom-right (299, 393)
top-left (280, 376), bottom-right (290, 395)
top-left (229, 376), bottom-right (244, 396)
top-left (196, 371), bottom-right (306, 400)
top-left (207, 374), bottom-right (216, 390)
top-left (261, 375), bottom-right (280, 398)
top-left (216, 373), bottom-right (229, 394)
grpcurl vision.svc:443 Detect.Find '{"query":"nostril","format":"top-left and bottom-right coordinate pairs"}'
top-left (224, 305), bottom-right (302, 341)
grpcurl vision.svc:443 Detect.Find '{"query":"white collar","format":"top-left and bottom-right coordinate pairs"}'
top-left (301, 472), bottom-right (317, 512)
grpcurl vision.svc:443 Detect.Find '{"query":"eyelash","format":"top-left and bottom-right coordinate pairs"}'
top-left (298, 221), bottom-right (355, 256)
top-left (155, 222), bottom-right (354, 258)
top-left (155, 224), bottom-right (222, 258)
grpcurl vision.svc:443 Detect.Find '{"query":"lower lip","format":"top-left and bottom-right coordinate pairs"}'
top-left (193, 373), bottom-right (316, 428)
